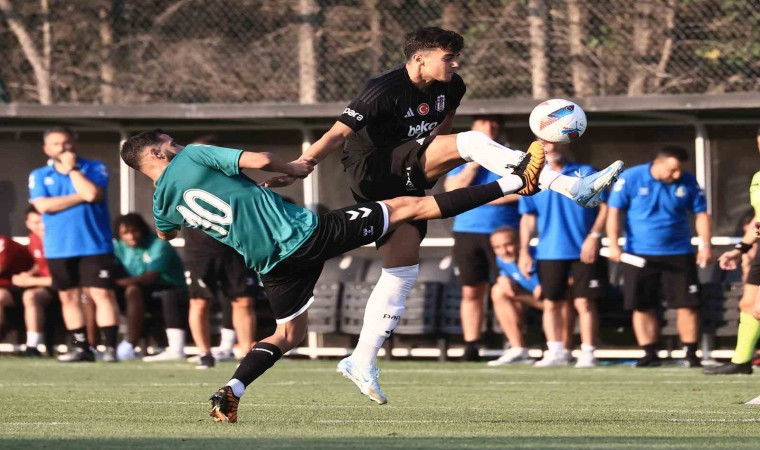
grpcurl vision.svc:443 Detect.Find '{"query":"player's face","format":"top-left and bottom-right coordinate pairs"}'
top-left (471, 119), bottom-right (501, 140)
top-left (156, 134), bottom-right (185, 162)
top-left (25, 212), bottom-right (44, 238)
top-left (43, 132), bottom-right (75, 159)
top-left (490, 231), bottom-right (517, 260)
top-left (118, 224), bottom-right (142, 248)
top-left (421, 48), bottom-right (460, 82)
top-left (544, 142), bottom-right (568, 164)
top-left (653, 156), bottom-right (682, 183)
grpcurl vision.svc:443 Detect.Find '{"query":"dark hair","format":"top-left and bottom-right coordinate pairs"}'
top-left (403, 27), bottom-right (464, 60)
top-left (657, 145), bottom-right (689, 162)
top-left (120, 129), bottom-right (165, 170)
top-left (113, 213), bottom-right (151, 241)
top-left (25, 205), bottom-right (39, 217)
top-left (756, 126), bottom-right (760, 137)
top-left (43, 126), bottom-right (74, 142)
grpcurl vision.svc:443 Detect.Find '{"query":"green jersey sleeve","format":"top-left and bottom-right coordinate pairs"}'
top-left (750, 171), bottom-right (760, 216)
top-left (183, 144), bottom-right (243, 177)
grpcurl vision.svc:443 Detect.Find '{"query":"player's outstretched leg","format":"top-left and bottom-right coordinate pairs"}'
top-left (209, 314), bottom-right (308, 423)
top-left (335, 142), bottom-right (545, 404)
top-left (452, 131), bottom-right (623, 207)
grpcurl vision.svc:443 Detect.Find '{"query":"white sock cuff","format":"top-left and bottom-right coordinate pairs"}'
top-left (456, 130), bottom-right (488, 162)
top-left (581, 343), bottom-right (596, 353)
top-left (226, 378), bottom-right (245, 398)
top-left (382, 264), bottom-right (420, 280)
top-left (166, 328), bottom-right (185, 353)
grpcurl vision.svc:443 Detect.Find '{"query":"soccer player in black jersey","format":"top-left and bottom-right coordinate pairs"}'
top-left (271, 27), bottom-right (623, 404)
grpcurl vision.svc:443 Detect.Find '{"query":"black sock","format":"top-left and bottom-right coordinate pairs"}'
top-left (465, 340), bottom-right (481, 351)
top-left (642, 344), bottom-right (659, 357)
top-left (70, 327), bottom-right (90, 350)
top-left (100, 326), bottom-right (119, 348)
top-left (683, 342), bottom-right (698, 357)
top-left (230, 342), bottom-right (283, 388)
top-left (433, 182), bottom-right (503, 218)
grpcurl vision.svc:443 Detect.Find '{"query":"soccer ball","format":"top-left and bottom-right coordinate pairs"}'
top-left (528, 99), bottom-right (587, 144)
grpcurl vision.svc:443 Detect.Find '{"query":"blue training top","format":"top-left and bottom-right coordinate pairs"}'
top-left (607, 162), bottom-right (706, 255)
top-left (28, 157), bottom-right (113, 258)
top-left (518, 161), bottom-right (604, 260)
top-left (447, 164), bottom-right (520, 233)
top-left (496, 257), bottom-right (539, 293)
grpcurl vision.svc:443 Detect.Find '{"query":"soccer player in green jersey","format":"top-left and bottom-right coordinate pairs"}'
top-left (120, 129), bottom-right (547, 423)
top-left (705, 128), bottom-right (760, 375)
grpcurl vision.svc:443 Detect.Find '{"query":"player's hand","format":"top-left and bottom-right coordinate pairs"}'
top-left (696, 247), bottom-right (713, 268)
top-left (518, 251), bottom-right (533, 279)
top-left (536, 138), bottom-right (553, 153)
top-left (580, 235), bottom-right (600, 264)
top-left (607, 244), bottom-right (622, 263)
top-left (262, 175), bottom-right (297, 188)
top-left (718, 249), bottom-right (741, 271)
top-left (11, 273), bottom-right (30, 287)
top-left (57, 150), bottom-right (77, 172)
top-left (287, 157), bottom-right (316, 178)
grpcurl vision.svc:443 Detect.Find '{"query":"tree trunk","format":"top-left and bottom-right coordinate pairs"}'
top-left (628, 2), bottom-right (655, 96)
top-left (0, 0), bottom-right (52, 104)
top-left (98, 0), bottom-right (116, 104)
top-left (366, 0), bottom-right (382, 74)
top-left (651, 0), bottom-right (677, 92)
top-left (567, 0), bottom-right (593, 97)
top-left (298, 0), bottom-right (318, 104)
top-left (528, 0), bottom-right (548, 99)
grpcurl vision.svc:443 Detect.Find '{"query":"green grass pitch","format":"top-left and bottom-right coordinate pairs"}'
top-left (1, 357), bottom-right (758, 449)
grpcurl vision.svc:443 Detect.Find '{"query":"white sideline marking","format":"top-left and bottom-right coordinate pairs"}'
top-left (317, 420), bottom-right (459, 424)
top-left (670, 418), bottom-right (760, 423)
top-left (5, 422), bottom-right (70, 426)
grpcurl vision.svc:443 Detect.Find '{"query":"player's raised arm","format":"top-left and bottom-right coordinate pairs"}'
top-left (301, 121), bottom-right (354, 164)
top-left (238, 151), bottom-right (315, 178)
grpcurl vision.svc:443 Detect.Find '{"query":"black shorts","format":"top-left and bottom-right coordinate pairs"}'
top-left (0, 285), bottom-right (25, 307)
top-left (345, 136), bottom-right (436, 247)
top-left (537, 259), bottom-right (607, 301)
top-left (260, 202), bottom-right (389, 323)
top-left (47, 253), bottom-right (119, 290)
top-left (452, 232), bottom-right (497, 286)
top-left (622, 253), bottom-right (700, 311)
top-left (746, 249), bottom-right (760, 286)
top-left (184, 249), bottom-right (258, 301)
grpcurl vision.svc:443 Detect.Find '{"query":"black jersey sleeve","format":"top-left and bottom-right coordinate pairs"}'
top-left (448, 74), bottom-right (466, 110)
top-left (337, 81), bottom-right (381, 132)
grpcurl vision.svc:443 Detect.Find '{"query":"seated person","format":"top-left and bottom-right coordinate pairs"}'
top-left (112, 213), bottom-right (188, 361)
top-left (487, 227), bottom-right (543, 366)
top-left (11, 206), bottom-right (55, 356)
top-left (0, 232), bottom-right (35, 344)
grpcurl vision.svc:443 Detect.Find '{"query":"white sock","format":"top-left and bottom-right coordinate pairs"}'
top-left (165, 328), bottom-right (186, 355)
top-left (497, 175), bottom-right (525, 194)
top-left (352, 264), bottom-right (419, 369)
top-left (26, 331), bottom-right (41, 348)
top-left (539, 166), bottom-right (580, 199)
top-left (226, 378), bottom-right (245, 398)
top-left (547, 341), bottom-right (565, 354)
top-left (456, 131), bottom-right (524, 176)
top-left (219, 328), bottom-right (237, 353)
top-left (581, 343), bottom-right (596, 354)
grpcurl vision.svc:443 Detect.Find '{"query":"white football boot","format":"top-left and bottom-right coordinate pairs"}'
top-left (337, 357), bottom-right (388, 405)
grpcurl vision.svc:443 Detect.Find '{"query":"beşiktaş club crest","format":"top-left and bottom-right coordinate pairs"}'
top-left (417, 103), bottom-right (429, 116)
top-left (435, 94), bottom-right (446, 112)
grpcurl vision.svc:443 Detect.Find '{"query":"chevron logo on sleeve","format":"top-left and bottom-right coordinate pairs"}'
top-left (346, 207), bottom-right (372, 220)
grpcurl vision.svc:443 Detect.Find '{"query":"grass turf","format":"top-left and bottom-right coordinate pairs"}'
top-left (1, 357), bottom-right (758, 449)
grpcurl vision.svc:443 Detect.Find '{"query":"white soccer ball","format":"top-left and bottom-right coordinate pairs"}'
top-left (528, 99), bottom-right (587, 144)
